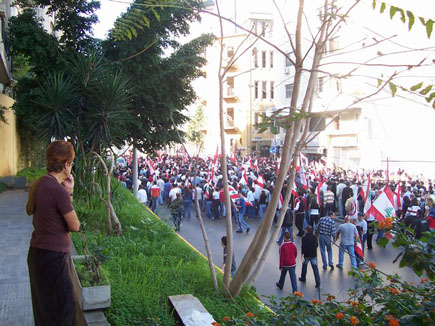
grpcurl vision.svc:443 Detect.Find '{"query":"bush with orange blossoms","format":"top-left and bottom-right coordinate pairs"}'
top-left (293, 291), bottom-right (303, 297)
top-left (350, 315), bottom-right (359, 325)
top-left (335, 312), bottom-right (344, 319)
top-left (369, 261), bottom-right (376, 269)
top-left (389, 319), bottom-right (400, 326)
top-left (222, 316), bottom-right (231, 322)
top-left (246, 312), bottom-right (254, 318)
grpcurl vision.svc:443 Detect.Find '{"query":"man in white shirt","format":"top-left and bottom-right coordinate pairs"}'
top-left (336, 215), bottom-right (358, 269)
top-left (357, 213), bottom-right (368, 261)
top-left (136, 184), bottom-right (148, 205)
top-left (169, 183), bottom-right (182, 203)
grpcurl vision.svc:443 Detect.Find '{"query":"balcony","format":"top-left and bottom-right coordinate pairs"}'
top-left (223, 87), bottom-right (238, 102)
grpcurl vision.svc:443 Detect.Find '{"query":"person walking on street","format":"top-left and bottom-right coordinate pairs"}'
top-left (299, 225), bottom-right (321, 288)
top-left (170, 193), bottom-right (183, 231)
top-left (276, 232), bottom-right (298, 293)
top-left (150, 181), bottom-right (160, 212)
top-left (235, 191), bottom-right (251, 233)
top-left (277, 207), bottom-right (293, 244)
top-left (317, 211), bottom-right (337, 270)
top-left (221, 236), bottom-right (237, 278)
top-left (336, 215), bottom-right (358, 269)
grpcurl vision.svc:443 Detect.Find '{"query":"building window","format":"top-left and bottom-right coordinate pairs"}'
top-left (251, 19), bottom-right (273, 38)
top-left (309, 117), bottom-right (326, 131)
top-left (254, 112), bottom-right (260, 125)
top-left (262, 51), bottom-right (266, 68)
top-left (270, 51), bottom-right (274, 68)
top-left (285, 83), bottom-right (294, 98)
top-left (226, 107), bottom-right (234, 128)
top-left (262, 81), bottom-right (267, 99)
top-left (270, 81), bottom-right (274, 99)
top-left (285, 52), bottom-right (291, 67)
top-left (227, 46), bottom-right (234, 58)
top-left (254, 81), bottom-right (259, 99)
top-left (317, 77), bottom-right (324, 93)
top-left (227, 76), bottom-right (234, 96)
top-left (253, 48), bottom-right (258, 68)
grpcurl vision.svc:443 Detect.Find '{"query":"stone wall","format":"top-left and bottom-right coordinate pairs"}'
top-left (0, 94), bottom-right (19, 177)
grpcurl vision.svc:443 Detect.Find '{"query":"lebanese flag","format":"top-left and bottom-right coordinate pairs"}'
top-left (240, 169), bottom-right (248, 185)
top-left (367, 186), bottom-right (396, 221)
top-left (349, 198), bottom-right (358, 220)
top-left (300, 164), bottom-right (308, 190)
top-left (256, 174), bottom-right (265, 188)
top-left (253, 159), bottom-right (258, 172)
top-left (354, 232), bottom-right (364, 259)
top-left (228, 185), bottom-right (239, 202)
top-left (231, 152), bottom-right (238, 166)
top-left (239, 194), bottom-right (254, 207)
top-left (276, 156), bottom-right (281, 174)
top-left (396, 184), bottom-right (402, 209)
top-left (360, 175), bottom-right (371, 203)
top-left (291, 179), bottom-right (299, 197)
top-left (147, 159), bottom-right (155, 176)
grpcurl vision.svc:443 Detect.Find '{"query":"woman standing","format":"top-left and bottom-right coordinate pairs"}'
top-left (26, 140), bottom-right (80, 326)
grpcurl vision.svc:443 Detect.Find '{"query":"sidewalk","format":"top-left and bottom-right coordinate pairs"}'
top-left (0, 189), bottom-right (34, 326)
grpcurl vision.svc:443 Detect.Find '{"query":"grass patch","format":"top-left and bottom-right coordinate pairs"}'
top-left (17, 167), bottom-right (46, 183)
top-left (73, 184), bottom-right (267, 326)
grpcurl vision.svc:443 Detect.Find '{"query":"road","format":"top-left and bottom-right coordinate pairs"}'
top-left (155, 202), bottom-right (421, 304)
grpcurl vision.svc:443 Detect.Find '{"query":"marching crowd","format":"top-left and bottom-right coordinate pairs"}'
top-left (114, 152), bottom-right (435, 293)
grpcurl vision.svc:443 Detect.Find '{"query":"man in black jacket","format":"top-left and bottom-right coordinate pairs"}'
top-left (299, 225), bottom-right (321, 288)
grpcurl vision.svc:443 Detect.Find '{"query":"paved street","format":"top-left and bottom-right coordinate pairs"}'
top-left (0, 190), bottom-right (34, 326)
top-left (156, 202), bottom-right (421, 303)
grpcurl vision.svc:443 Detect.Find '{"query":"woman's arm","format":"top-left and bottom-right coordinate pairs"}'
top-left (63, 210), bottom-right (80, 232)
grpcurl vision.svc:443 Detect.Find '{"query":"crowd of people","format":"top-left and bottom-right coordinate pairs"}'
top-left (114, 152), bottom-right (434, 292)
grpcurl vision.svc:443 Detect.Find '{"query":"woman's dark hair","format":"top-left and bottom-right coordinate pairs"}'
top-left (411, 197), bottom-right (419, 206)
top-left (46, 141), bottom-right (75, 173)
top-left (221, 236), bottom-right (227, 246)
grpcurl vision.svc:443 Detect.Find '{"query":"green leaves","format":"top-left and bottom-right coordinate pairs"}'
top-left (389, 82), bottom-right (397, 97)
top-left (372, 1), bottom-right (433, 37)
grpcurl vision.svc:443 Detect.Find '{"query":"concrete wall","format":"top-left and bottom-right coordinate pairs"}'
top-left (0, 93), bottom-right (19, 177)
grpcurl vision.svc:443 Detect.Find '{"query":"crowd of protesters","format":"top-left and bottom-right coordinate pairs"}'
top-left (114, 152), bottom-right (434, 292)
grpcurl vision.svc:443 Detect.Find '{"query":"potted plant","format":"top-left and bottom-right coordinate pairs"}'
top-left (71, 232), bottom-right (111, 311)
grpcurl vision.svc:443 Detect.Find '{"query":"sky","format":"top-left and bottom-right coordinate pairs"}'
top-left (93, 0), bottom-right (132, 39)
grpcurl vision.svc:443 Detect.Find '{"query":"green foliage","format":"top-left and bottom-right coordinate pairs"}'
top-left (16, 167), bottom-right (45, 183)
top-left (377, 80), bottom-right (435, 109)
top-left (222, 270), bottom-right (434, 326)
top-left (13, 0), bottom-right (101, 51)
top-left (74, 258), bottom-right (110, 287)
top-left (0, 182), bottom-right (9, 193)
top-left (112, 0), bottom-right (203, 41)
top-left (187, 104), bottom-right (205, 144)
top-left (72, 182), bottom-right (266, 325)
top-left (104, 1), bottom-right (213, 153)
top-left (372, 1), bottom-right (434, 38)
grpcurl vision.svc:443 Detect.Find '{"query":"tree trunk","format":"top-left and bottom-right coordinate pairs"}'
top-left (216, 0), bottom-right (234, 291)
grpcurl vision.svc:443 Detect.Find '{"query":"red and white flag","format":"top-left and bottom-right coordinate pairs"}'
top-left (147, 159), bottom-right (155, 176)
top-left (256, 174), bottom-right (265, 188)
top-left (367, 186), bottom-right (396, 221)
top-left (228, 185), bottom-right (240, 202)
top-left (277, 193), bottom-right (284, 210)
top-left (240, 169), bottom-right (248, 185)
top-left (292, 179), bottom-right (299, 197)
top-left (354, 232), bottom-right (364, 259)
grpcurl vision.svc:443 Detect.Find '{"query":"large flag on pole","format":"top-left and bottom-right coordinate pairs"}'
top-left (256, 174), bottom-right (265, 188)
top-left (368, 186), bottom-right (396, 221)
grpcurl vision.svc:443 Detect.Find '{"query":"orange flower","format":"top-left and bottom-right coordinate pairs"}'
top-left (389, 319), bottom-right (399, 326)
top-left (351, 301), bottom-right (358, 307)
top-left (369, 261), bottom-right (376, 269)
top-left (350, 316), bottom-right (359, 325)
top-left (385, 315), bottom-right (394, 321)
top-left (420, 278), bottom-right (429, 284)
top-left (335, 313), bottom-right (344, 320)
top-left (385, 231), bottom-right (393, 239)
top-left (293, 291), bottom-right (303, 297)
top-left (384, 217), bottom-right (393, 228)
top-left (311, 299), bottom-right (322, 305)
top-left (222, 316), bottom-right (231, 322)
top-left (246, 312), bottom-right (254, 318)
top-left (378, 221), bottom-right (385, 229)
top-left (326, 295), bottom-right (336, 301)
top-left (388, 287), bottom-right (400, 295)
